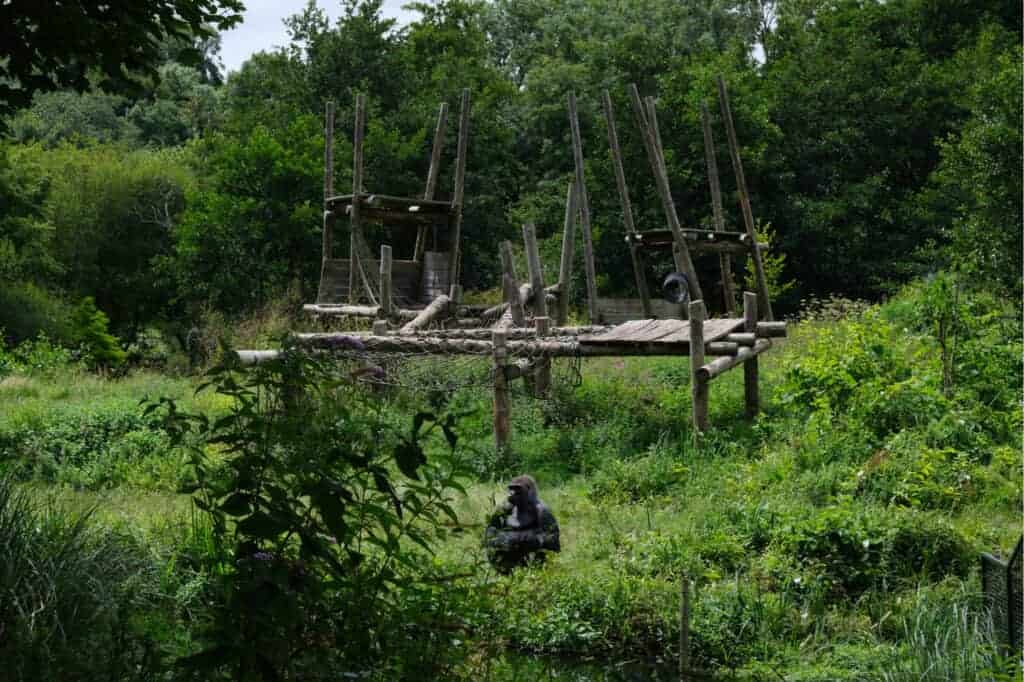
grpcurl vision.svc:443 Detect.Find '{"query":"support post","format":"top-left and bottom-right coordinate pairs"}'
top-left (689, 300), bottom-right (708, 438)
top-left (372, 319), bottom-right (388, 336)
top-left (716, 76), bottom-right (773, 321)
top-left (379, 245), bottom-right (392, 319)
top-left (349, 94), bottom-right (366, 303)
top-left (492, 330), bottom-right (510, 451)
top-left (323, 101), bottom-right (335, 262)
top-left (415, 102), bottom-right (449, 262)
top-left (449, 89), bottom-right (470, 286)
top-left (743, 291), bottom-right (759, 419)
top-left (679, 573), bottom-right (691, 679)
top-left (628, 85), bottom-right (703, 306)
top-left (557, 181), bottom-right (578, 326)
top-left (602, 91), bottom-right (652, 318)
top-left (534, 316), bottom-right (551, 396)
top-left (568, 92), bottom-right (600, 324)
top-left (500, 240), bottom-right (526, 326)
top-left (701, 101), bottom-right (735, 315)
top-left (522, 223), bottom-right (548, 319)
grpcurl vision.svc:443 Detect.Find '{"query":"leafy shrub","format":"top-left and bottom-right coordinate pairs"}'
top-left (775, 506), bottom-right (972, 596)
top-left (2, 332), bottom-right (74, 374)
top-left (151, 348), bottom-right (472, 679)
top-left (588, 443), bottom-right (686, 504)
top-left (0, 283), bottom-right (73, 346)
top-left (69, 296), bottom-right (125, 367)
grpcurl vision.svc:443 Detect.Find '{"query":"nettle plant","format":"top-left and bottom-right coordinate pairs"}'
top-left (147, 345), bottom-right (469, 679)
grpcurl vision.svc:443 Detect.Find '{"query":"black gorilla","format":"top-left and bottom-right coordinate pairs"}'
top-left (483, 475), bottom-right (560, 573)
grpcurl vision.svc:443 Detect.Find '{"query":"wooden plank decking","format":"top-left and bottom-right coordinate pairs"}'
top-left (578, 318), bottom-right (744, 346)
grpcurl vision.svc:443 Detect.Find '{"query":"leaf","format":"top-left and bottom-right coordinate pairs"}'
top-left (373, 472), bottom-right (403, 518)
top-left (220, 492), bottom-right (251, 516)
top-left (394, 441), bottom-right (426, 480)
top-left (413, 411), bottom-right (435, 436)
top-left (236, 511), bottom-right (289, 540)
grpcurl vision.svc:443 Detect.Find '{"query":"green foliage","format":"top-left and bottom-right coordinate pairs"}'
top-left (150, 347), bottom-right (471, 678)
top-left (588, 441), bottom-right (686, 503)
top-left (69, 297), bottom-right (126, 367)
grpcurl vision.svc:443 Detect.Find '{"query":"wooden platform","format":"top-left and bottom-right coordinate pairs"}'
top-left (578, 318), bottom-right (744, 346)
top-left (627, 229), bottom-right (762, 255)
top-left (596, 297), bottom-right (684, 324)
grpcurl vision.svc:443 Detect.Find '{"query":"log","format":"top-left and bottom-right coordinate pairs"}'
top-left (534, 316), bottom-right (551, 396)
top-left (302, 304), bottom-right (418, 320)
top-left (449, 89), bottom-right (470, 285)
top-left (568, 92), bottom-right (600, 323)
top-left (724, 332), bottom-right (756, 347)
top-left (602, 91), bottom-right (652, 318)
top-left (701, 101), bottom-right (735, 315)
top-left (377, 326), bottom-right (614, 340)
top-left (716, 76), bottom-right (773, 321)
top-left (372, 320), bottom-right (388, 336)
top-left (400, 295), bottom-right (451, 334)
top-left (492, 330), bottom-right (510, 451)
top-left (628, 84), bottom-right (703, 307)
top-left (697, 338), bottom-right (772, 382)
top-left (689, 300), bottom-right (708, 436)
top-left (500, 240), bottom-right (525, 326)
top-left (557, 181), bottom-right (578, 326)
top-left (756, 321), bottom-right (787, 338)
top-left (349, 93), bottom-right (365, 303)
top-left (379, 245), bottom-right (393, 318)
top-left (323, 101), bottom-right (335, 261)
top-left (415, 102), bottom-right (449, 262)
top-left (522, 223), bottom-right (548, 319)
top-left (743, 291), bottom-right (759, 418)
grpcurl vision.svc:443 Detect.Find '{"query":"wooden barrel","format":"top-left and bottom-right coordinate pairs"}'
top-left (421, 251), bottom-right (451, 303)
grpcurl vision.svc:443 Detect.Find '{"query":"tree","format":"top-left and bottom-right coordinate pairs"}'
top-left (0, 0), bottom-right (243, 118)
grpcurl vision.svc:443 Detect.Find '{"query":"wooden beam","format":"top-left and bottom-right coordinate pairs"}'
top-left (568, 92), bottom-right (600, 323)
top-left (602, 91), bottom-right (652, 318)
top-left (492, 329), bottom-right (511, 451)
top-left (400, 295), bottom-right (451, 334)
top-left (323, 101), bottom-right (335, 262)
top-left (379, 245), bottom-right (393, 318)
top-left (557, 180), bottom-right (578, 326)
top-left (500, 240), bottom-right (526, 327)
top-left (697, 338), bottom-right (772, 382)
top-left (449, 89), bottom-right (470, 286)
top-left (701, 101), bottom-right (735, 315)
top-left (522, 223), bottom-right (548, 319)
top-left (689, 300), bottom-right (708, 437)
top-left (628, 85), bottom-right (703, 307)
top-left (534, 316), bottom-right (551, 396)
top-left (743, 291), bottom-right (759, 418)
top-left (415, 102), bottom-right (449, 262)
top-left (349, 93), bottom-right (366, 303)
top-left (756, 321), bottom-right (787, 337)
top-left (716, 76), bottom-right (773, 321)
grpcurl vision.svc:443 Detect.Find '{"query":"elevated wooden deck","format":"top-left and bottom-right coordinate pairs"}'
top-left (578, 317), bottom-right (745, 349)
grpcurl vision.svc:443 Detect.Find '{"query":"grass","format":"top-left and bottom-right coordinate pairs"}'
top-left (0, 282), bottom-right (1020, 679)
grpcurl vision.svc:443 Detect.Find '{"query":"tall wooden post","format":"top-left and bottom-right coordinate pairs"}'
top-left (522, 223), bottom-right (548, 319)
top-left (628, 85), bottom-right (703, 306)
top-left (689, 300), bottom-right (708, 438)
top-left (679, 574), bottom-right (691, 678)
top-left (500, 240), bottom-right (526, 327)
top-left (556, 180), bottom-right (578, 326)
top-left (701, 102), bottom-right (735, 315)
top-left (449, 89), bottom-right (470, 287)
top-left (492, 329), bottom-right (510, 451)
top-left (743, 291), bottom-right (760, 418)
top-left (602, 91), bottom-right (652, 318)
top-left (415, 102), bottom-right (449, 262)
top-left (568, 92), bottom-right (600, 324)
top-left (349, 94), bottom-right (366, 303)
top-left (379, 245), bottom-right (393, 319)
top-left (323, 101), bottom-right (335, 263)
top-left (716, 76), bottom-right (773, 321)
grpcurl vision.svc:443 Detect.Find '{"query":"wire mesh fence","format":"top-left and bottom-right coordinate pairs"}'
top-left (980, 536), bottom-right (1022, 655)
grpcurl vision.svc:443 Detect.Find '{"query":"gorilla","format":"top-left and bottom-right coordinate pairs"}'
top-left (483, 475), bottom-right (560, 573)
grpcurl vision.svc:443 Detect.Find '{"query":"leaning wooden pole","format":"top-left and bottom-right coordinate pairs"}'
top-left (322, 101), bottom-right (335, 263)
top-left (602, 91), bottom-right (652, 318)
top-left (400, 295), bottom-right (451, 334)
top-left (500, 240), bottom-right (526, 327)
top-left (568, 92), bottom-right (600, 324)
top-left (492, 329), bottom-right (511, 451)
top-left (628, 85), bottom-right (703, 306)
top-left (414, 102), bottom-right (449, 262)
top-left (522, 223), bottom-right (548, 320)
top-left (701, 102), bottom-right (735, 315)
top-left (743, 291), bottom-right (759, 418)
top-left (379, 245), bottom-right (393, 319)
top-left (348, 94), bottom-right (366, 303)
top-left (689, 300), bottom-right (708, 438)
top-left (448, 89), bottom-right (470, 288)
top-left (716, 76), bottom-right (773, 321)
top-left (556, 181), bottom-right (578, 326)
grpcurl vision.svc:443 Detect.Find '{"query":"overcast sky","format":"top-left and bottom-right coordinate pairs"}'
top-left (218, 0), bottom-right (417, 75)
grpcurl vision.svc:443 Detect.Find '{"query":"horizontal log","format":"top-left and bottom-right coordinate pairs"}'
top-left (724, 332), bottom-right (756, 346)
top-left (303, 304), bottom-right (417, 320)
top-left (756, 321), bottom-right (787, 338)
top-left (697, 339), bottom-right (772, 382)
top-left (327, 193), bottom-right (453, 213)
top-left (387, 325), bottom-right (614, 340)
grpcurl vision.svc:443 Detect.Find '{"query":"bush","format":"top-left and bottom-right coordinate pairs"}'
top-left (588, 441), bottom-right (686, 504)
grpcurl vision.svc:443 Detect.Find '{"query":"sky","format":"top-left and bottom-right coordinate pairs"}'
top-left (218, 0), bottom-right (417, 75)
